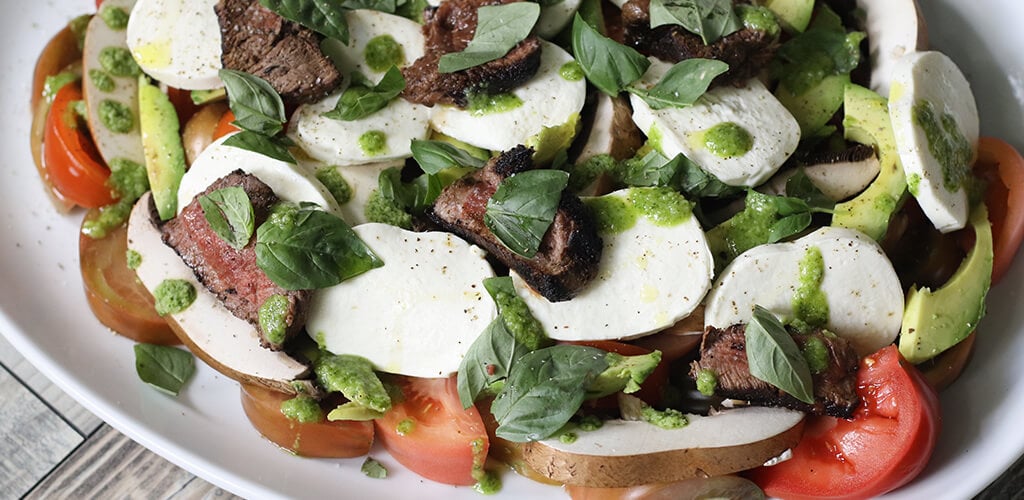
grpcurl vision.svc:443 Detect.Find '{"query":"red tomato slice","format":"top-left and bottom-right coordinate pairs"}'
top-left (166, 86), bottom-right (201, 125)
top-left (240, 383), bottom-right (374, 458)
top-left (975, 137), bottom-right (1024, 285)
top-left (375, 375), bottom-right (489, 486)
top-left (44, 83), bottom-right (115, 208)
top-left (213, 109), bottom-right (240, 141)
top-left (746, 345), bottom-right (940, 500)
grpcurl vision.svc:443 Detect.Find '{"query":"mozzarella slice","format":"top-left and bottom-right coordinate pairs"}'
top-left (307, 223), bottom-right (497, 378)
top-left (889, 51), bottom-right (979, 233)
top-left (178, 134), bottom-right (341, 216)
top-left (536, 0), bottom-right (583, 39)
top-left (321, 10), bottom-right (425, 82)
top-left (430, 40), bottom-right (586, 152)
top-left (126, 0), bottom-right (222, 90)
top-left (630, 60), bottom-right (801, 187)
top-left (513, 189), bottom-right (713, 341)
top-left (296, 157), bottom-right (402, 226)
top-left (857, 0), bottom-right (926, 96)
top-left (705, 226), bottom-right (903, 355)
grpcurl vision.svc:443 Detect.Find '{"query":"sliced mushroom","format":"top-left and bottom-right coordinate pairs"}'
top-left (571, 92), bottom-right (645, 195)
top-left (763, 145), bottom-right (881, 201)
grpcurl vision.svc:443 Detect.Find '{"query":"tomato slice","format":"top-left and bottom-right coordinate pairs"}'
top-left (31, 25), bottom-right (82, 213)
top-left (375, 375), bottom-right (489, 486)
top-left (240, 383), bottom-right (374, 458)
top-left (746, 345), bottom-right (940, 500)
top-left (213, 109), bottom-right (240, 141)
top-left (44, 83), bottom-right (115, 208)
top-left (79, 210), bottom-right (178, 345)
top-left (975, 137), bottom-right (1024, 285)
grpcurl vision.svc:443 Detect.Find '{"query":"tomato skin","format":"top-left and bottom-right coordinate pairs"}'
top-left (746, 346), bottom-right (940, 500)
top-left (975, 137), bottom-right (1024, 285)
top-left (44, 84), bottom-right (115, 208)
top-left (213, 109), bottom-right (240, 140)
top-left (375, 375), bottom-right (489, 486)
top-left (240, 383), bottom-right (374, 458)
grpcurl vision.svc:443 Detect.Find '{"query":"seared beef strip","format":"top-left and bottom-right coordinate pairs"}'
top-left (216, 0), bottom-right (342, 106)
top-left (428, 146), bottom-right (602, 302)
top-left (621, 0), bottom-right (779, 88)
top-left (161, 170), bottom-right (310, 351)
top-left (690, 324), bottom-right (860, 418)
top-left (402, 0), bottom-right (543, 108)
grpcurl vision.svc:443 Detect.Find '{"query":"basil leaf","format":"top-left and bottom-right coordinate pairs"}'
top-left (785, 168), bottom-right (834, 212)
top-left (134, 344), bottom-right (195, 396)
top-left (438, 3), bottom-right (540, 73)
top-left (258, 0), bottom-right (350, 44)
top-left (773, 6), bottom-right (865, 95)
top-left (773, 196), bottom-right (811, 216)
top-left (673, 155), bottom-right (740, 198)
top-left (649, 0), bottom-right (741, 45)
top-left (198, 187), bottom-right (255, 250)
top-left (618, 150), bottom-right (683, 187)
top-left (218, 69), bottom-right (286, 136)
top-left (323, 67), bottom-right (405, 121)
top-left (571, 14), bottom-right (650, 96)
top-left (222, 130), bottom-right (297, 164)
top-left (256, 202), bottom-right (383, 290)
top-left (745, 306), bottom-right (814, 404)
top-left (410, 140), bottom-right (486, 174)
top-left (378, 167), bottom-right (442, 213)
top-left (491, 345), bottom-right (608, 442)
top-left (767, 212), bottom-right (812, 243)
top-left (484, 169), bottom-right (570, 258)
top-left (628, 58), bottom-right (729, 110)
top-left (340, 0), bottom-right (396, 12)
top-left (457, 316), bottom-right (529, 408)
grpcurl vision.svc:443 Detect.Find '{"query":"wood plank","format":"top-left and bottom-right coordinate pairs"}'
top-left (24, 424), bottom-right (242, 500)
top-left (0, 334), bottom-right (103, 435)
top-left (0, 367), bottom-right (84, 497)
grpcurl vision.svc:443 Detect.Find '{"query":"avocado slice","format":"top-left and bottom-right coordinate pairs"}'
top-left (139, 75), bottom-right (186, 221)
top-left (776, 73), bottom-right (849, 138)
top-left (764, 0), bottom-right (814, 33)
top-left (899, 204), bottom-right (993, 364)
top-left (831, 83), bottom-right (907, 240)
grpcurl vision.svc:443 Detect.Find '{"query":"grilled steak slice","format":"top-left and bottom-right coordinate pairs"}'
top-left (402, 0), bottom-right (543, 108)
top-left (621, 0), bottom-right (779, 88)
top-left (216, 0), bottom-right (342, 106)
top-left (161, 170), bottom-right (310, 351)
top-left (428, 146), bottom-right (602, 301)
top-left (690, 324), bottom-right (860, 418)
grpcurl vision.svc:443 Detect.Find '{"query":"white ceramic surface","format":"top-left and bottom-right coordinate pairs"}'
top-left (2, 1), bottom-right (1022, 498)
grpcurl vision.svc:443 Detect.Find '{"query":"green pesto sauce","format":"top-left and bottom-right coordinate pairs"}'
top-left (315, 166), bottom-right (353, 205)
top-left (873, 193), bottom-right (898, 213)
top-left (68, 14), bottom-right (90, 50)
top-left (280, 394), bottom-right (323, 424)
top-left (737, 4), bottom-right (781, 37)
top-left (88, 69), bottom-right (115, 93)
top-left (99, 99), bottom-right (133, 133)
top-left (577, 414), bottom-right (603, 431)
top-left (647, 124), bottom-right (664, 154)
top-left (792, 246), bottom-right (829, 327)
top-left (585, 195), bottom-right (637, 233)
top-left (495, 291), bottom-right (547, 350)
top-left (696, 368), bottom-right (718, 396)
top-left (364, 35), bottom-right (405, 73)
top-left (700, 122), bottom-right (753, 159)
top-left (365, 189), bottom-right (412, 229)
top-left (559, 432), bottom-right (578, 444)
top-left (913, 99), bottom-right (973, 192)
top-left (559, 61), bottom-right (584, 82)
top-left (153, 279), bottom-right (196, 316)
top-left (125, 249), bottom-right (142, 270)
top-left (99, 46), bottom-right (141, 77)
top-left (108, 158), bottom-right (149, 199)
top-left (258, 294), bottom-right (289, 345)
top-left (568, 153), bottom-right (616, 193)
top-left (467, 92), bottom-right (523, 116)
top-left (641, 406), bottom-right (688, 429)
top-left (100, 5), bottom-right (130, 30)
top-left (801, 335), bottom-right (829, 374)
top-left (396, 418), bottom-right (416, 436)
top-left (358, 130), bottom-right (388, 157)
top-left (627, 187), bottom-right (692, 227)
top-left (706, 190), bottom-right (778, 266)
top-left (907, 173), bottom-right (922, 197)
top-left (473, 470), bottom-right (501, 495)
top-left (43, 71), bottom-right (78, 103)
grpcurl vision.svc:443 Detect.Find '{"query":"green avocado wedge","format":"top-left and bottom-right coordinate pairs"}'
top-left (139, 75), bottom-right (186, 221)
top-left (899, 204), bottom-right (993, 364)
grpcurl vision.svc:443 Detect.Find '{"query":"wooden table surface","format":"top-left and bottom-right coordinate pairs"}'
top-left (2, 332), bottom-right (1022, 500)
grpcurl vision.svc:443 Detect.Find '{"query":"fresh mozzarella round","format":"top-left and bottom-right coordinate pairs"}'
top-left (705, 226), bottom-right (904, 356)
top-left (177, 134), bottom-right (341, 216)
top-left (307, 223), bottom-right (497, 378)
top-left (857, 0), bottom-right (927, 96)
top-left (630, 59), bottom-right (801, 187)
top-left (889, 51), bottom-right (979, 233)
top-left (126, 0), bottom-right (222, 90)
top-left (536, 0), bottom-right (583, 39)
top-left (296, 157), bottom-right (402, 226)
top-left (430, 40), bottom-right (586, 152)
top-left (513, 189), bottom-right (713, 341)
top-left (321, 10), bottom-right (425, 81)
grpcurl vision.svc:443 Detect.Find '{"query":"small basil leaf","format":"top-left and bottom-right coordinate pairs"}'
top-left (339, 0), bottom-right (396, 12)
top-left (134, 344), bottom-right (195, 396)
top-left (323, 66), bottom-right (406, 121)
top-left (618, 150), bottom-right (683, 187)
top-left (438, 3), bottom-right (541, 73)
top-left (745, 306), bottom-right (815, 404)
top-left (773, 196), bottom-right (811, 216)
top-left (571, 14), bottom-right (650, 96)
top-left (484, 169), bottom-right (570, 258)
top-left (198, 187), bottom-right (255, 250)
top-left (218, 69), bottom-right (286, 136)
top-left (256, 203), bottom-right (384, 290)
top-left (482, 275), bottom-right (516, 300)
top-left (649, 0), bottom-right (741, 45)
top-left (457, 316), bottom-right (529, 408)
top-left (672, 155), bottom-right (740, 198)
top-left (258, 0), bottom-right (350, 44)
top-left (773, 6), bottom-right (864, 95)
top-left (410, 140), bottom-right (486, 174)
top-left (785, 168), bottom-right (835, 211)
top-left (629, 58), bottom-right (729, 110)
top-left (222, 130), bottom-right (297, 164)
top-left (767, 212), bottom-right (812, 243)
top-left (378, 167), bottom-right (442, 213)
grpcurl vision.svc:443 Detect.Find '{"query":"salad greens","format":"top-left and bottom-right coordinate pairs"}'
top-left (438, 3), bottom-right (540, 73)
